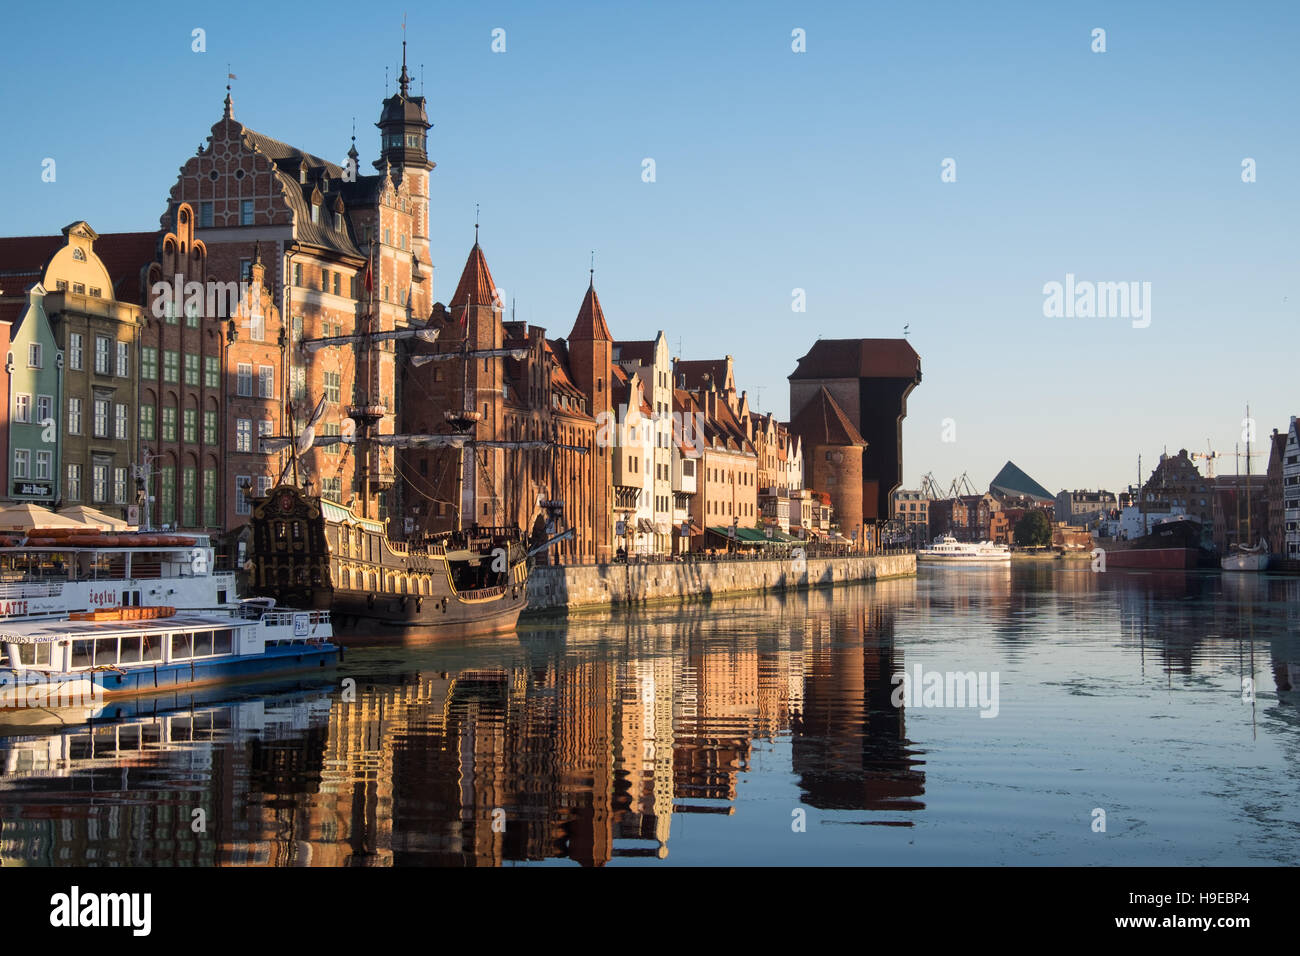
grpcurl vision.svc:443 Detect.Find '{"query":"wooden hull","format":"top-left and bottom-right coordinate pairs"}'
top-left (325, 585), bottom-right (528, 640)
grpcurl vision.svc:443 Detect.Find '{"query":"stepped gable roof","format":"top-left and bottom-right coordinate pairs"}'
top-left (789, 338), bottom-right (921, 381)
top-left (569, 280), bottom-right (612, 341)
top-left (450, 242), bottom-right (497, 311)
top-left (989, 461), bottom-right (1054, 502)
top-left (789, 386), bottom-right (867, 447)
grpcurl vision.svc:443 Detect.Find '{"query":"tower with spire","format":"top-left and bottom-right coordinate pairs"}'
top-left (567, 270), bottom-right (615, 561)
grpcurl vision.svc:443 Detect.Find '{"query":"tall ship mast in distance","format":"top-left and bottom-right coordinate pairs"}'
top-left (245, 227), bottom-right (584, 637)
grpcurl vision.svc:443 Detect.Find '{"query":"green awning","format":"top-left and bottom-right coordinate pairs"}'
top-left (707, 526), bottom-right (794, 544)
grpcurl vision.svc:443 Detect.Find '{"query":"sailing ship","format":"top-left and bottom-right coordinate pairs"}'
top-left (245, 247), bottom-right (582, 636)
top-left (1221, 405), bottom-right (1269, 572)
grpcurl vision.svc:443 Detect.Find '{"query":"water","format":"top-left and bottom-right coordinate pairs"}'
top-left (1, 564), bottom-right (1296, 866)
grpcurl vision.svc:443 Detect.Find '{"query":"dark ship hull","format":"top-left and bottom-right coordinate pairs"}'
top-left (246, 485), bottom-right (530, 640)
top-left (1101, 516), bottom-right (1204, 570)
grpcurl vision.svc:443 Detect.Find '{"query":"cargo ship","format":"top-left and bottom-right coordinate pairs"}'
top-left (1097, 514), bottom-right (1204, 570)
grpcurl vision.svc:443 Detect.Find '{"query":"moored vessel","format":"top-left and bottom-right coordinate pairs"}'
top-left (917, 534), bottom-right (1011, 563)
top-left (0, 600), bottom-right (336, 730)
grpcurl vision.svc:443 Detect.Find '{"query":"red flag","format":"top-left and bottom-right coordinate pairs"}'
top-left (363, 259), bottom-right (372, 293)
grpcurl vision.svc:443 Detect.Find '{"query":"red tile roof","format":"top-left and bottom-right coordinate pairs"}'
top-left (675, 358), bottom-right (732, 392)
top-left (569, 281), bottom-right (612, 341)
top-left (789, 338), bottom-right (921, 381)
top-left (449, 242), bottom-right (497, 311)
top-left (790, 386), bottom-right (867, 447)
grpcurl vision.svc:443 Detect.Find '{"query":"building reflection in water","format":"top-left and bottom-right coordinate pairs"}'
top-left (0, 583), bottom-right (930, 867)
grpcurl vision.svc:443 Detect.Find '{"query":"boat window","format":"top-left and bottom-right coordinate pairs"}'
top-left (213, 630), bottom-right (233, 655)
top-left (16, 643), bottom-right (52, 668)
top-left (292, 521), bottom-right (303, 541)
top-left (119, 636), bottom-right (143, 664)
top-left (142, 634), bottom-right (163, 662)
top-left (171, 633), bottom-right (192, 659)
top-left (94, 638), bottom-right (119, 666)
top-left (71, 640), bottom-right (93, 668)
top-left (193, 630), bottom-right (214, 657)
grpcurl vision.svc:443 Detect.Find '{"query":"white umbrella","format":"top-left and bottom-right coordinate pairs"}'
top-left (0, 503), bottom-right (85, 531)
top-left (57, 505), bottom-right (129, 530)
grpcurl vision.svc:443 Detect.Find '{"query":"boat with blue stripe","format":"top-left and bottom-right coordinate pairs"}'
top-left (0, 599), bottom-right (338, 729)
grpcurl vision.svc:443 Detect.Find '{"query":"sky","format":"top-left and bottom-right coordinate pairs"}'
top-left (1, 0), bottom-right (1296, 495)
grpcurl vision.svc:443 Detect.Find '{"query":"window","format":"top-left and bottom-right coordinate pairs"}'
top-left (257, 476), bottom-right (272, 496)
top-left (116, 341), bottom-right (129, 377)
top-left (115, 404), bottom-right (129, 440)
top-left (241, 200), bottom-right (254, 226)
top-left (311, 203), bottom-right (320, 225)
top-left (28, 344), bottom-right (41, 368)
top-left (35, 451), bottom-right (51, 480)
top-left (203, 468), bottom-right (217, 525)
top-left (384, 228), bottom-right (390, 245)
top-left (236, 419), bottom-right (252, 453)
top-left (333, 273), bottom-right (341, 296)
top-left (66, 463), bottom-right (81, 500)
top-left (72, 283), bottom-right (85, 295)
top-left (69, 333), bottom-right (83, 370)
top-left (163, 350), bottom-right (179, 383)
top-left (183, 408), bottom-right (197, 443)
top-left (139, 405), bottom-right (155, 441)
top-left (258, 419), bottom-right (273, 453)
top-left (164, 296), bottom-right (177, 324)
top-left (321, 269), bottom-right (330, 292)
top-left (199, 202), bottom-right (213, 227)
top-left (184, 354), bottom-right (199, 385)
top-left (94, 335), bottom-right (110, 374)
top-left (93, 398), bottom-right (110, 438)
top-left (185, 299), bottom-right (199, 328)
top-left (162, 406), bottom-right (177, 442)
top-left (236, 475), bottom-right (252, 515)
top-left (13, 449), bottom-right (28, 479)
top-left (323, 371), bottom-right (341, 403)
top-left (249, 307), bottom-right (264, 341)
top-left (237, 363), bottom-right (253, 396)
top-left (350, 276), bottom-right (357, 298)
top-left (141, 347), bottom-right (158, 379)
top-left (294, 263), bottom-right (303, 287)
top-left (114, 467), bottom-right (127, 504)
top-left (36, 395), bottom-right (52, 424)
top-left (204, 356), bottom-right (219, 388)
top-left (160, 466), bottom-right (176, 526)
top-left (182, 466), bottom-right (197, 526)
top-left (258, 365), bottom-right (274, 399)
top-left (92, 463), bottom-right (108, 502)
top-left (291, 366), bottom-right (306, 403)
top-left (203, 409), bottom-right (217, 445)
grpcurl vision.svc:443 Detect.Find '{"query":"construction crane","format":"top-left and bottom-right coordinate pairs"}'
top-left (1191, 441), bottom-right (1221, 479)
top-left (946, 472), bottom-right (979, 498)
top-left (919, 472), bottom-right (945, 500)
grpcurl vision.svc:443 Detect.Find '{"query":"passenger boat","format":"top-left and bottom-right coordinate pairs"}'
top-left (0, 528), bottom-right (236, 623)
top-left (0, 601), bottom-right (336, 730)
top-left (917, 534), bottom-right (1011, 563)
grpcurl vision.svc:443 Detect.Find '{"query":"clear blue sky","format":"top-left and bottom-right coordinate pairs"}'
top-left (2, 0), bottom-right (1296, 494)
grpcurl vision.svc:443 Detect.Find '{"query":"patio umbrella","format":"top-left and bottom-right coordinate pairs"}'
top-left (0, 502), bottom-right (86, 531)
top-left (57, 504), bottom-right (129, 530)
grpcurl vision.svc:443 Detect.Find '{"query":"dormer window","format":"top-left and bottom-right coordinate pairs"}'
top-left (335, 211), bottom-right (345, 231)
top-left (311, 203), bottom-right (320, 225)
top-left (72, 247), bottom-right (86, 261)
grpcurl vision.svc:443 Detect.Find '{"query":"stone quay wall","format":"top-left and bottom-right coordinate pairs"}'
top-left (524, 553), bottom-right (915, 613)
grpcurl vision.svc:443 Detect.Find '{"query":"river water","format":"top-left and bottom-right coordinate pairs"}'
top-left (1, 564), bottom-right (1296, 866)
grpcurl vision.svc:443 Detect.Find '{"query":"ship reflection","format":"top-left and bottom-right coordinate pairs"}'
top-left (0, 586), bottom-right (926, 866)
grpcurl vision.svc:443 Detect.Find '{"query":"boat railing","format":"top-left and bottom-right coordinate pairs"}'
top-left (0, 581), bottom-right (62, 599)
top-left (453, 585), bottom-right (507, 601)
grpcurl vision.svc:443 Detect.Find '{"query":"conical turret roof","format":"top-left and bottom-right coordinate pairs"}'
top-left (569, 279), bottom-right (612, 341)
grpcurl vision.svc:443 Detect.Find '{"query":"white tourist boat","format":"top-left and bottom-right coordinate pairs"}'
top-left (917, 534), bottom-right (1012, 564)
top-left (0, 600), bottom-right (336, 730)
top-left (0, 529), bottom-right (236, 623)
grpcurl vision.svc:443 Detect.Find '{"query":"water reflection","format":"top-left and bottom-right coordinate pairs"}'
top-left (1, 568), bottom-right (1297, 866)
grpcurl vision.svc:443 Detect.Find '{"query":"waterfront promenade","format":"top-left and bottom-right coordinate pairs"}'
top-left (525, 551), bottom-right (915, 612)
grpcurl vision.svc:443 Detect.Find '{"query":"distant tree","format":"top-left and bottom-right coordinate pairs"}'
top-left (1014, 509), bottom-right (1052, 547)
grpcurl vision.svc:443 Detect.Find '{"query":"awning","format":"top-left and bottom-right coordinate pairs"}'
top-left (637, 518), bottom-right (654, 533)
top-left (707, 525), bottom-right (770, 544)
